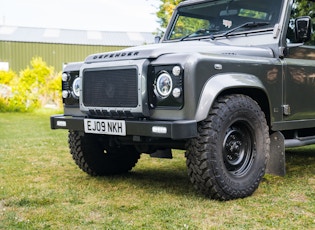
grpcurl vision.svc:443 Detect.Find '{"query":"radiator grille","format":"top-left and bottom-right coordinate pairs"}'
top-left (82, 68), bottom-right (138, 107)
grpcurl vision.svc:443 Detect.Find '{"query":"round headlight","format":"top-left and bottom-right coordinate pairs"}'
top-left (156, 72), bottom-right (173, 97)
top-left (72, 78), bottom-right (81, 97)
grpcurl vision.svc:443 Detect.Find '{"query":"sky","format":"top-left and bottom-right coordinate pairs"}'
top-left (0, 0), bottom-right (161, 32)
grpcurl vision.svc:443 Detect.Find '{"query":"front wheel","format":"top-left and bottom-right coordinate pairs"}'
top-left (186, 94), bottom-right (270, 200)
top-left (68, 131), bottom-right (141, 176)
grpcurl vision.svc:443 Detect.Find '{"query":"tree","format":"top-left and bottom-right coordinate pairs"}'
top-left (294, 0), bottom-right (315, 17)
top-left (156, 0), bottom-right (184, 29)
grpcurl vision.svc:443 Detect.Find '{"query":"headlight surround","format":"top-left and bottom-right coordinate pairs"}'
top-left (72, 77), bottom-right (81, 98)
top-left (149, 64), bottom-right (184, 109)
top-left (61, 71), bottom-right (80, 106)
top-left (156, 72), bottom-right (173, 97)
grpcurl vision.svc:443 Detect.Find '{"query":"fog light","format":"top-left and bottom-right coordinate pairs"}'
top-left (57, 121), bottom-right (67, 127)
top-left (152, 126), bottom-right (167, 134)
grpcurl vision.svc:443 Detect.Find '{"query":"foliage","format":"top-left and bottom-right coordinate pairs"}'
top-left (0, 70), bottom-right (16, 85)
top-left (290, 0), bottom-right (315, 44)
top-left (169, 16), bottom-right (210, 40)
top-left (294, 0), bottom-right (315, 17)
top-left (0, 57), bottom-right (61, 112)
top-left (157, 0), bottom-right (212, 38)
top-left (156, 0), bottom-right (184, 30)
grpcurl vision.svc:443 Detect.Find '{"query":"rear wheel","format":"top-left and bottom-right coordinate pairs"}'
top-left (186, 94), bottom-right (270, 200)
top-left (68, 131), bottom-right (141, 176)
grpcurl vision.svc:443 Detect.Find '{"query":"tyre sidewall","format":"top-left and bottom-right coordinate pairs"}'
top-left (210, 96), bottom-right (268, 196)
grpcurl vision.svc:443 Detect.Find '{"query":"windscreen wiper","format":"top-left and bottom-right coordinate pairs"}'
top-left (180, 28), bottom-right (219, 41)
top-left (220, 21), bottom-right (270, 38)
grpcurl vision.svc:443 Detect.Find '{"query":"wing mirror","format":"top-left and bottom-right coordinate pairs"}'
top-left (295, 16), bottom-right (312, 43)
top-left (154, 36), bottom-right (161, 43)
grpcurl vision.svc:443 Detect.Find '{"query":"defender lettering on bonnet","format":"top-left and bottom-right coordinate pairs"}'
top-left (51, 0), bottom-right (315, 201)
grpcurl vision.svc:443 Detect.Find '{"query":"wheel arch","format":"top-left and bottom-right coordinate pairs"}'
top-left (195, 73), bottom-right (271, 129)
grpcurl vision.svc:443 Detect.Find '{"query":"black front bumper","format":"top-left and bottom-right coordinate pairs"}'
top-left (50, 115), bottom-right (197, 140)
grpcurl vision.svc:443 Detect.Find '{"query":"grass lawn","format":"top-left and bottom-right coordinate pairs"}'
top-left (0, 110), bottom-right (315, 229)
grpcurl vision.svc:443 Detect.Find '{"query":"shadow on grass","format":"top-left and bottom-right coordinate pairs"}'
top-left (81, 147), bottom-right (315, 198)
top-left (122, 170), bottom-right (195, 196)
top-left (285, 147), bottom-right (315, 176)
top-left (93, 159), bottom-right (199, 197)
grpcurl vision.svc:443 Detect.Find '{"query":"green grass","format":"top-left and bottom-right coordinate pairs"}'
top-left (0, 110), bottom-right (315, 229)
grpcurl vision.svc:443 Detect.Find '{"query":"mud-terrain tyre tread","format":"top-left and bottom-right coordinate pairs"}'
top-left (68, 131), bottom-right (141, 176)
top-left (186, 94), bottom-right (270, 200)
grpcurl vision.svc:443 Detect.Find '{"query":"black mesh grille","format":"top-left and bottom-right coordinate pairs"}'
top-left (82, 68), bottom-right (138, 107)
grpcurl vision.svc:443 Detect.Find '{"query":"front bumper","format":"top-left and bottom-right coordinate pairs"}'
top-left (50, 115), bottom-right (197, 140)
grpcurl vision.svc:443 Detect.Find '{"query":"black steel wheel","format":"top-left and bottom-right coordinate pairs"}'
top-left (186, 94), bottom-right (270, 200)
top-left (223, 123), bottom-right (254, 177)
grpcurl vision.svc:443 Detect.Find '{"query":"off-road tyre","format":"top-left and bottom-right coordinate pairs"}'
top-left (186, 94), bottom-right (270, 200)
top-left (68, 131), bottom-right (141, 176)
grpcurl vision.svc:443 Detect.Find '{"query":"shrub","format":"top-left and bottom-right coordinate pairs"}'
top-left (0, 70), bottom-right (16, 85)
top-left (0, 57), bottom-right (62, 112)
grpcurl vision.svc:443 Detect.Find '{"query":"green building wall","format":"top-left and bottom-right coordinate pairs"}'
top-left (0, 41), bottom-right (128, 72)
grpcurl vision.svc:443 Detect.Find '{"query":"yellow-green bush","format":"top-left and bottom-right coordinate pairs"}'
top-left (0, 57), bottom-right (62, 112)
top-left (0, 70), bottom-right (16, 85)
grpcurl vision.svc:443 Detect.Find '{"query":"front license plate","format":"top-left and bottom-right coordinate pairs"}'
top-left (84, 119), bottom-right (126, 136)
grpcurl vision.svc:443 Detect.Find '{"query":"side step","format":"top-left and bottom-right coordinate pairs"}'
top-left (284, 135), bottom-right (315, 148)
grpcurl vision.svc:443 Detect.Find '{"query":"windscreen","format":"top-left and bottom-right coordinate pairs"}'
top-left (167, 0), bottom-right (284, 40)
